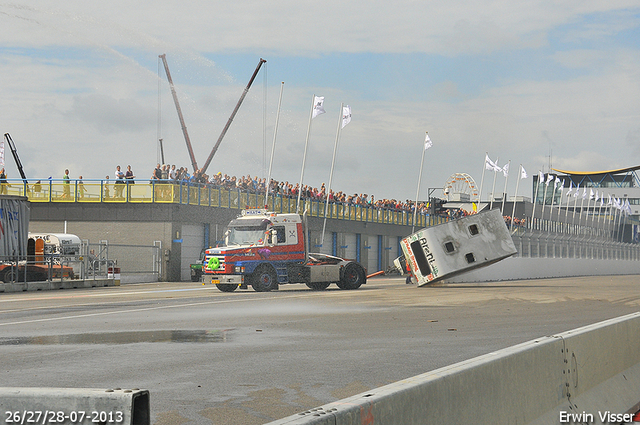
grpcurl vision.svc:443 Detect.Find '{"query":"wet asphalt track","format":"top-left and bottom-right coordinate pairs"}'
top-left (1, 275), bottom-right (639, 424)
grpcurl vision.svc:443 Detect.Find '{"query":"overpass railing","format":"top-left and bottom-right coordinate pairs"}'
top-left (4, 178), bottom-right (439, 228)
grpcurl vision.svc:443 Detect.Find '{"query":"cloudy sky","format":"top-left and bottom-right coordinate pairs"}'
top-left (1, 1), bottom-right (639, 202)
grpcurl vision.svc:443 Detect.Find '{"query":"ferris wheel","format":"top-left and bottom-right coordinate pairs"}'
top-left (443, 173), bottom-right (479, 202)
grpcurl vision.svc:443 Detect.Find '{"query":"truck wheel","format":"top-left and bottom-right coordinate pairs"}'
top-left (216, 284), bottom-right (238, 292)
top-left (306, 282), bottom-right (330, 291)
top-left (250, 265), bottom-right (279, 292)
top-left (338, 263), bottom-right (365, 290)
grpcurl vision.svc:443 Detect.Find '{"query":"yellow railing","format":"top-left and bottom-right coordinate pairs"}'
top-left (8, 179), bottom-right (435, 227)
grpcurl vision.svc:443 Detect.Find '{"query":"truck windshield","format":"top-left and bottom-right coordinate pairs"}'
top-left (226, 219), bottom-right (270, 246)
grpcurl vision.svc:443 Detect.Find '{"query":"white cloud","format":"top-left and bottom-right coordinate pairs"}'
top-left (1, 1), bottom-right (640, 201)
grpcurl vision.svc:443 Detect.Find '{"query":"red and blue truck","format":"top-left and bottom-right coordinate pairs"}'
top-left (201, 209), bottom-right (367, 292)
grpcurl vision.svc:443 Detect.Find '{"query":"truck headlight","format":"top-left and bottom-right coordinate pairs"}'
top-left (235, 266), bottom-right (244, 273)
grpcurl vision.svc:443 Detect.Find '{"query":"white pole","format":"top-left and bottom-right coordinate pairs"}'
top-left (500, 160), bottom-right (510, 215)
top-left (296, 94), bottom-right (317, 214)
top-left (530, 172), bottom-right (541, 231)
top-left (412, 132), bottom-right (428, 233)
top-left (578, 189), bottom-right (587, 236)
top-left (540, 174), bottom-right (550, 231)
top-left (478, 152), bottom-right (488, 204)
top-left (563, 182), bottom-right (572, 224)
top-left (571, 186), bottom-right (581, 233)
top-left (549, 180), bottom-right (559, 234)
top-left (489, 157), bottom-right (499, 210)
top-left (321, 103), bottom-right (344, 246)
top-left (556, 181), bottom-right (565, 235)
top-left (509, 164), bottom-right (522, 232)
top-left (265, 82), bottom-right (284, 208)
top-left (596, 192), bottom-right (604, 238)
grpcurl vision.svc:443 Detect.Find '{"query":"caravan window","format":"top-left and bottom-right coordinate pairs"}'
top-left (410, 240), bottom-right (432, 277)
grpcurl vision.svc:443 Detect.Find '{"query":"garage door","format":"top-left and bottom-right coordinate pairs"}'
top-left (180, 224), bottom-right (205, 281)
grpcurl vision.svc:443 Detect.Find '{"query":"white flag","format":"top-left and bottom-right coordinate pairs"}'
top-left (501, 162), bottom-right (509, 177)
top-left (566, 181), bottom-right (573, 196)
top-left (341, 105), bottom-right (352, 128)
top-left (573, 185), bottom-right (580, 197)
top-left (545, 174), bottom-right (554, 186)
top-left (538, 171), bottom-right (545, 184)
top-left (0, 137), bottom-right (4, 167)
top-left (485, 154), bottom-right (499, 171)
top-left (424, 133), bottom-right (432, 150)
top-left (589, 188), bottom-right (594, 200)
top-left (582, 188), bottom-right (588, 199)
top-left (520, 166), bottom-right (528, 179)
top-left (312, 96), bottom-right (325, 119)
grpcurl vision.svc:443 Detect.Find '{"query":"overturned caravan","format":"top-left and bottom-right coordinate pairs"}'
top-left (397, 209), bottom-right (517, 286)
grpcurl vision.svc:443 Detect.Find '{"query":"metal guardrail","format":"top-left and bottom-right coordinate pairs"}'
top-left (512, 232), bottom-right (640, 260)
top-left (2, 178), bottom-right (434, 228)
top-left (0, 256), bottom-right (77, 284)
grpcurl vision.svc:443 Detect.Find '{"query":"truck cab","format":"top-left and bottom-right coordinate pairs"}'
top-left (202, 209), bottom-right (366, 292)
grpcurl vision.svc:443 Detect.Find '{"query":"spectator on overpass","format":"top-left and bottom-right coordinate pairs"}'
top-left (0, 168), bottom-right (7, 195)
top-left (62, 169), bottom-right (71, 199)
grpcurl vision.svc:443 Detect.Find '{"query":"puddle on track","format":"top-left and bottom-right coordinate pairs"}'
top-left (0, 329), bottom-right (233, 345)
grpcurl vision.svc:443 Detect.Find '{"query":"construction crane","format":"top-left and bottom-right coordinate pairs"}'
top-left (159, 54), bottom-right (199, 173)
top-left (201, 58), bottom-right (267, 174)
top-left (3, 133), bottom-right (27, 181)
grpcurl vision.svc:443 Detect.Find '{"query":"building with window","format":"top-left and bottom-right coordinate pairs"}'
top-left (532, 166), bottom-right (640, 242)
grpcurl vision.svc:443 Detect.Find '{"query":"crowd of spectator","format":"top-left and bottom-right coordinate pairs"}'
top-left (146, 163), bottom-right (432, 215)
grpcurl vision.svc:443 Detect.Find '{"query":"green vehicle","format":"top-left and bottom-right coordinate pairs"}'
top-left (190, 249), bottom-right (206, 282)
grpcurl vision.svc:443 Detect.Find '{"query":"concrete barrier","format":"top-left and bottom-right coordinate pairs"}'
top-left (0, 387), bottom-right (149, 425)
top-left (266, 312), bottom-right (640, 425)
top-left (0, 278), bottom-right (117, 293)
top-left (447, 256), bottom-right (640, 283)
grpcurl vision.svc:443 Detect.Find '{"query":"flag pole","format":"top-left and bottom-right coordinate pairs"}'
top-left (540, 174), bottom-right (550, 231)
top-left (296, 94), bottom-right (317, 214)
top-left (563, 181), bottom-right (572, 224)
top-left (620, 200), bottom-right (628, 243)
top-left (264, 82), bottom-right (284, 208)
top-left (489, 157), bottom-right (499, 210)
top-left (321, 103), bottom-right (344, 247)
top-left (578, 188), bottom-right (587, 236)
top-left (478, 152), bottom-right (488, 205)
top-left (571, 186), bottom-right (580, 233)
top-left (412, 132), bottom-right (428, 233)
top-left (555, 180), bottom-right (564, 231)
top-left (509, 165), bottom-right (522, 232)
top-left (551, 180), bottom-right (560, 223)
top-left (530, 172), bottom-right (542, 231)
top-left (500, 160), bottom-right (510, 215)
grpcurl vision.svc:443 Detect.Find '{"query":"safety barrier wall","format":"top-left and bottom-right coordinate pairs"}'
top-left (7, 178), bottom-right (435, 228)
top-left (266, 312), bottom-right (640, 425)
top-left (0, 278), bottom-right (117, 293)
top-left (446, 256), bottom-right (640, 283)
top-left (0, 387), bottom-right (149, 425)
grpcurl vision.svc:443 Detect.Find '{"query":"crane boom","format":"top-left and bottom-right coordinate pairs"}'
top-left (159, 54), bottom-right (199, 173)
top-left (201, 58), bottom-right (266, 174)
top-left (3, 133), bottom-right (27, 181)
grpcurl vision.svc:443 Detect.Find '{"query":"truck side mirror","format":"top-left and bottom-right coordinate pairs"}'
top-left (270, 229), bottom-right (278, 245)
